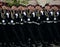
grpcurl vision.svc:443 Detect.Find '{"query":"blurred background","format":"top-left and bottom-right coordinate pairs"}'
top-left (0, 0), bottom-right (60, 6)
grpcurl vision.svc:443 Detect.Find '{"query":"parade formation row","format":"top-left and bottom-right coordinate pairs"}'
top-left (0, 4), bottom-right (60, 47)
top-left (0, 4), bottom-right (60, 25)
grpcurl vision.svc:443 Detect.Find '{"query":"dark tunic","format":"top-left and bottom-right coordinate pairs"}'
top-left (21, 10), bottom-right (28, 22)
top-left (13, 10), bottom-right (19, 23)
top-left (4, 10), bottom-right (11, 23)
top-left (49, 10), bottom-right (54, 21)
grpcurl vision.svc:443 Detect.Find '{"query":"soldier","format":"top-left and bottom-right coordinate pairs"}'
top-left (51, 5), bottom-right (59, 21)
top-left (1, 5), bottom-right (6, 24)
top-left (11, 5), bottom-right (24, 46)
top-left (17, 5), bottom-right (28, 46)
top-left (11, 5), bottom-right (17, 24)
top-left (44, 4), bottom-right (51, 21)
top-left (35, 4), bottom-right (44, 39)
top-left (27, 5), bottom-right (38, 46)
top-left (21, 5), bottom-right (34, 46)
top-left (21, 5), bottom-right (28, 23)
top-left (1, 5), bottom-right (11, 44)
top-left (51, 5), bottom-right (60, 43)
top-left (44, 4), bottom-right (60, 45)
top-left (6, 6), bottom-right (11, 24)
top-left (35, 5), bottom-right (50, 47)
top-left (0, 6), bottom-right (4, 42)
top-left (44, 4), bottom-right (55, 45)
top-left (2, 5), bottom-right (11, 24)
top-left (27, 5), bottom-right (36, 22)
top-left (44, 4), bottom-right (55, 21)
top-left (18, 5), bottom-right (24, 23)
top-left (37, 6), bottom-right (46, 22)
top-left (35, 4), bottom-right (43, 23)
top-left (51, 5), bottom-right (59, 11)
top-left (44, 4), bottom-right (51, 11)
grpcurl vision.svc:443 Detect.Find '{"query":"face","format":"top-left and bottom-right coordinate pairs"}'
top-left (27, 6), bottom-right (35, 12)
top-left (35, 6), bottom-right (43, 11)
top-left (2, 5), bottom-right (7, 10)
top-left (45, 6), bottom-right (51, 11)
top-left (51, 6), bottom-right (58, 11)
top-left (0, 2), bottom-right (2, 6)
top-left (18, 6), bottom-right (23, 10)
top-left (35, 6), bottom-right (40, 10)
top-left (22, 6), bottom-right (26, 11)
top-left (11, 6), bottom-right (17, 10)
top-left (27, 6), bottom-right (32, 10)
top-left (54, 6), bottom-right (58, 11)
top-left (6, 6), bottom-right (11, 10)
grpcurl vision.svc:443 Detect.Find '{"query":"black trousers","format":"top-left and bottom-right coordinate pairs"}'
top-left (0, 22), bottom-right (60, 46)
